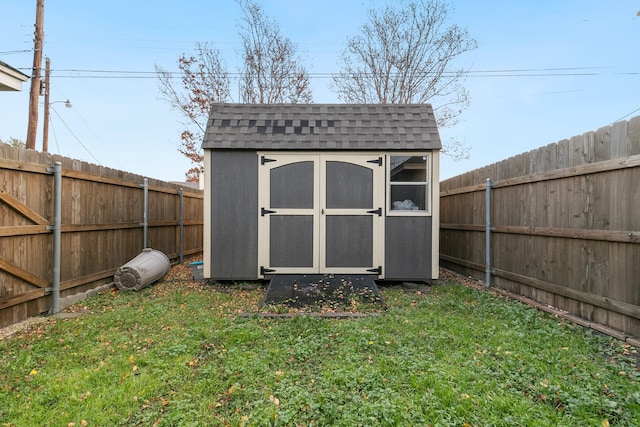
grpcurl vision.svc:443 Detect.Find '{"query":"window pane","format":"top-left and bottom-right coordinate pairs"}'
top-left (390, 185), bottom-right (427, 210)
top-left (390, 156), bottom-right (427, 182)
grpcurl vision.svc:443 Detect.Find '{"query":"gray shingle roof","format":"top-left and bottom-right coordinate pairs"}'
top-left (201, 104), bottom-right (441, 151)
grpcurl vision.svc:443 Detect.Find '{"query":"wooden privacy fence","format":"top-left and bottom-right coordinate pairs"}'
top-left (440, 116), bottom-right (640, 338)
top-left (0, 144), bottom-right (203, 328)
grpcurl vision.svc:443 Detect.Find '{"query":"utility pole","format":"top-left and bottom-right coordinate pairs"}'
top-left (42, 57), bottom-right (50, 152)
top-left (26, 0), bottom-right (45, 150)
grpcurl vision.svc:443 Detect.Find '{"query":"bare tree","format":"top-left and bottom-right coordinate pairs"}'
top-left (156, 2), bottom-right (313, 180)
top-left (155, 43), bottom-right (231, 182)
top-left (237, 0), bottom-right (313, 104)
top-left (332, 0), bottom-right (477, 133)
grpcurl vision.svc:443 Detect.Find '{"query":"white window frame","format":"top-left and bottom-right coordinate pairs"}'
top-left (386, 153), bottom-right (432, 216)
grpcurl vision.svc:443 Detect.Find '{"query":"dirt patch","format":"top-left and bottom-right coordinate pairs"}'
top-left (0, 307), bottom-right (90, 341)
top-left (0, 316), bottom-right (50, 341)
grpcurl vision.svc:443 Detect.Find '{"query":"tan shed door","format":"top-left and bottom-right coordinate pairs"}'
top-left (258, 153), bottom-right (384, 277)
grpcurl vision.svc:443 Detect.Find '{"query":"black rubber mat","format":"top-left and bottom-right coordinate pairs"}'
top-left (261, 274), bottom-right (385, 308)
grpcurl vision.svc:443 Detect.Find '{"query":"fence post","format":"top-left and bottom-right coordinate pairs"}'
top-left (179, 187), bottom-right (184, 263)
top-left (142, 178), bottom-right (148, 249)
top-left (485, 178), bottom-right (492, 289)
top-left (50, 161), bottom-right (62, 314)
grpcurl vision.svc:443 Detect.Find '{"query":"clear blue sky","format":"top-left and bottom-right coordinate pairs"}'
top-left (1, 1), bottom-right (639, 182)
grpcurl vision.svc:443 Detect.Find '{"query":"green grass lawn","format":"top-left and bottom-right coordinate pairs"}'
top-left (1, 271), bottom-right (638, 426)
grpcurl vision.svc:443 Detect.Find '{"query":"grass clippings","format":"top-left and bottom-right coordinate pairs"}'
top-left (1, 262), bottom-right (638, 426)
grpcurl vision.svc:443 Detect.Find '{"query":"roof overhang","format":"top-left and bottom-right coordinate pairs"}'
top-left (0, 61), bottom-right (30, 92)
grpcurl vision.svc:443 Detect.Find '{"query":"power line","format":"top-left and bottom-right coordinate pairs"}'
top-left (49, 115), bottom-right (62, 154)
top-left (51, 107), bottom-right (102, 165)
top-left (12, 65), bottom-right (623, 80)
top-left (0, 49), bottom-right (32, 55)
top-left (70, 103), bottom-right (108, 149)
top-left (51, 66), bottom-right (611, 74)
top-left (611, 106), bottom-right (640, 124)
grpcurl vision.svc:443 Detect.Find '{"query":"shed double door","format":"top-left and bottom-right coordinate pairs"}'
top-left (258, 153), bottom-right (384, 277)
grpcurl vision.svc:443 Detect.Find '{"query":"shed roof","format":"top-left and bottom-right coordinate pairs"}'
top-left (202, 104), bottom-right (441, 151)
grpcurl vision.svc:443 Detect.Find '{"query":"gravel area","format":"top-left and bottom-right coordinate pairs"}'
top-left (0, 316), bottom-right (51, 341)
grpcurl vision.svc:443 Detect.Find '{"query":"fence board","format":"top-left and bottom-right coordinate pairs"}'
top-left (440, 115), bottom-right (640, 338)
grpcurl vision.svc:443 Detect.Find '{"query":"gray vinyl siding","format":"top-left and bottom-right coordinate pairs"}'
top-left (385, 216), bottom-right (433, 280)
top-left (209, 150), bottom-right (258, 279)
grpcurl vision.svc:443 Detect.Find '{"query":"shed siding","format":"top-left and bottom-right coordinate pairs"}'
top-left (209, 150), bottom-right (258, 279)
top-left (385, 216), bottom-right (433, 280)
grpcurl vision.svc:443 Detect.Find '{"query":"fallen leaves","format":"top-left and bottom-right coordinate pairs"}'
top-left (269, 394), bottom-right (280, 406)
top-left (162, 256), bottom-right (202, 282)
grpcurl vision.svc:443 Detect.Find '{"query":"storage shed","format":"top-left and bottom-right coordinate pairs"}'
top-left (202, 104), bottom-right (441, 282)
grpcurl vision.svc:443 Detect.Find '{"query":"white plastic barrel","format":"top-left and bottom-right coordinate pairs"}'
top-left (114, 248), bottom-right (171, 291)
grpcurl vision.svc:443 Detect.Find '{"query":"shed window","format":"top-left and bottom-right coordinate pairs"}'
top-left (387, 155), bottom-right (430, 215)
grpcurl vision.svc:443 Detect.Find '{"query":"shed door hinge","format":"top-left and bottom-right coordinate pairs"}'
top-left (366, 266), bottom-right (382, 275)
top-left (261, 156), bottom-right (276, 165)
top-left (367, 157), bottom-right (383, 166)
top-left (366, 207), bottom-right (382, 216)
top-left (261, 207), bottom-right (277, 216)
top-left (261, 266), bottom-right (276, 275)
